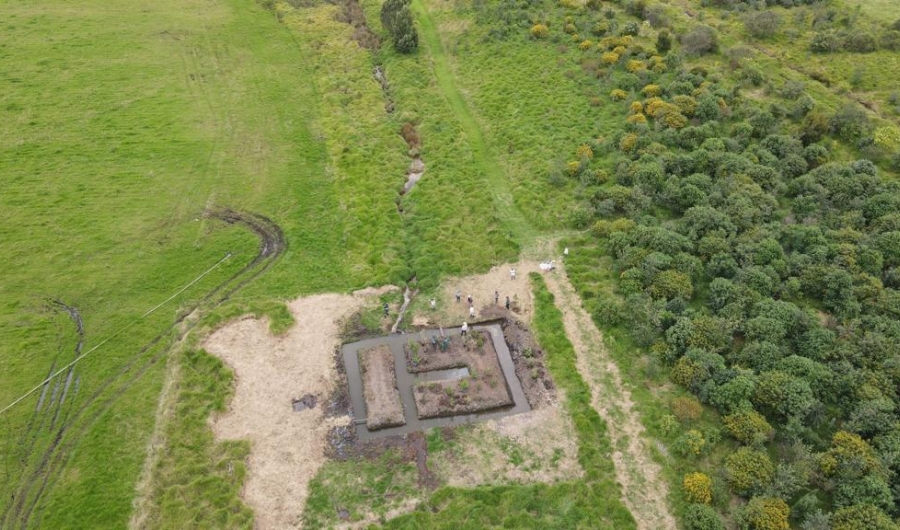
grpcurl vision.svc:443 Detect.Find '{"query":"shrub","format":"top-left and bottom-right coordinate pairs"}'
top-left (881, 30), bottom-right (900, 51)
top-left (627, 113), bottom-right (648, 124)
top-left (683, 472), bottom-right (713, 504)
top-left (725, 447), bottom-right (774, 496)
top-left (650, 270), bottom-right (694, 299)
top-left (739, 497), bottom-right (789, 530)
top-left (380, 0), bottom-right (418, 53)
top-left (592, 20), bottom-right (610, 36)
top-left (829, 104), bottom-right (871, 141)
top-left (610, 89), bottom-right (628, 101)
top-left (657, 30), bottom-right (673, 54)
top-left (621, 21), bottom-right (640, 36)
top-left (743, 11), bottom-right (781, 39)
top-left (671, 396), bottom-right (703, 423)
top-left (575, 144), bottom-right (594, 159)
top-left (682, 25), bottom-right (718, 55)
top-left (578, 39), bottom-right (593, 51)
top-left (845, 32), bottom-right (877, 53)
top-left (601, 51), bottom-right (620, 65)
top-left (810, 31), bottom-right (843, 53)
top-left (675, 429), bottom-right (707, 456)
top-left (530, 24), bottom-right (549, 39)
top-left (874, 126), bottom-right (900, 151)
top-left (684, 504), bottom-right (725, 530)
top-left (831, 504), bottom-right (898, 530)
top-left (626, 60), bottom-right (647, 73)
top-left (642, 84), bottom-right (662, 97)
top-left (723, 410), bottom-right (774, 446)
top-left (619, 132), bottom-right (639, 151)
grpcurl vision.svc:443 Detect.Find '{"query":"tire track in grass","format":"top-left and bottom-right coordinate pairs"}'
top-left (0, 211), bottom-right (285, 529)
top-left (541, 264), bottom-right (676, 530)
top-left (409, 0), bottom-right (533, 243)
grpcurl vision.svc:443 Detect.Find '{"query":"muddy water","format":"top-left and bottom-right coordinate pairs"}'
top-left (342, 324), bottom-right (530, 440)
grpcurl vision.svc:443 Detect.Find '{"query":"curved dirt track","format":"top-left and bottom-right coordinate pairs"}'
top-left (203, 288), bottom-right (396, 530)
top-left (541, 264), bottom-right (676, 530)
top-left (2, 210), bottom-right (284, 529)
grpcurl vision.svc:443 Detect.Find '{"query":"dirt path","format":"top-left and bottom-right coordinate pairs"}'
top-left (542, 264), bottom-right (676, 530)
top-left (203, 287), bottom-right (395, 530)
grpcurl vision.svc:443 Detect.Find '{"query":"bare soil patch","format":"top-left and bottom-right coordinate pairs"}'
top-left (409, 331), bottom-right (513, 419)
top-left (438, 261), bottom-right (541, 324)
top-left (360, 345), bottom-right (405, 430)
top-left (431, 399), bottom-right (583, 487)
top-left (504, 316), bottom-right (555, 409)
top-left (203, 287), bottom-right (395, 530)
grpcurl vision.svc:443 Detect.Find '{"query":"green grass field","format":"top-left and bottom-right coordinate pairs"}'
top-left (0, 0), bottom-right (381, 525)
top-left (5, 0), bottom-right (899, 527)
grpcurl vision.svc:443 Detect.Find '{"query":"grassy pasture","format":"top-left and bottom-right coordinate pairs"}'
top-left (0, 0), bottom-right (384, 525)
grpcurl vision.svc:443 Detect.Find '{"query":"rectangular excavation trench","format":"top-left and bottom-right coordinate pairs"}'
top-left (341, 324), bottom-right (530, 440)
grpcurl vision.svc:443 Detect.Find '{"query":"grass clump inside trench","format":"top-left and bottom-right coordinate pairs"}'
top-left (365, 273), bottom-right (635, 529)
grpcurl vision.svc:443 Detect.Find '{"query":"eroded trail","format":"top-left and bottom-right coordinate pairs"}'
top-left (541, 265), bottom-right (676, 530)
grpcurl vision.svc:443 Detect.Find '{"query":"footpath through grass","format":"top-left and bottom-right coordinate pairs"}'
top-left (371, 273), bottom-right (634, 529)
top-left (409, 0), bottom-right (534, 244)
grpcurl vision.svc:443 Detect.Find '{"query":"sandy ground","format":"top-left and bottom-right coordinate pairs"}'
top-left (203, 287), bottom-right (395, 530)
top-left (438, 261), bottom-right (540, 324)
top-left (430, 397), bottom-right (583, 487)
top-left (542, 265), bottom-right (677, 530)
top-left (360, 345), bottom-right (405, 429)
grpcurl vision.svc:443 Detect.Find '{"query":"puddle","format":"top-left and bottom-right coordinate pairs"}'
top-left (341, 324), bottom-right (531, 440)
top-left (291, 394), bottom-right (318, 412)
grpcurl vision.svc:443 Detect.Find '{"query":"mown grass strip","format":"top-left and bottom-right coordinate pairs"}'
top-left (409, 0), bottom-right (535, 243)
top-left (375, 273), bottom-right (636, 529)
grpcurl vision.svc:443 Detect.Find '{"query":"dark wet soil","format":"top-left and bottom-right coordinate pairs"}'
top-left (504, 315), bottom-right (556, 409)
top-left (291, 394), bottom-right (318, 412)
top-left (331, 0), bottom-right (380, 51)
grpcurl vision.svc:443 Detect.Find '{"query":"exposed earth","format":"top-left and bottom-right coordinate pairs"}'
top-left (410, 330), bottom-right (514, 419)
top-left (202, 287), bottom-right (396, 530)
top-left (359, 345), bottom-right (406, 430)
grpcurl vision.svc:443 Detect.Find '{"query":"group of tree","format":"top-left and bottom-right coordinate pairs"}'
top-left (478, 0), bottom-right (900, 528)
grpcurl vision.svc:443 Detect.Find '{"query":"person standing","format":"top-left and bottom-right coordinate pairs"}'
top-left (461, 321), bottom-right (468, 336)
top-left (505, 296), bottom-right (510, 310)
top-left (467, 294), bottom-right (473, 305)
top-left (430, 298), bottom-right (436, 310)
top-left (383, 302), bottom-right (389, 317)
top-left (494, 290), bottom-right (499, 304)
top-left (469, 305), bottom-right (475, 319)
top-left (510, 267), bottom-right (516, 280)
top-left (455, 290), bottom-right (461, 303)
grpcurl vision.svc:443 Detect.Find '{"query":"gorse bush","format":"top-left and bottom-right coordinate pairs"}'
top-left (683, 472), bottom-right (713, 504)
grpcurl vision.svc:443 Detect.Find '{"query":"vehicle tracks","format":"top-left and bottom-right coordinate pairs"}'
top-left (0, 210), bottom-right (284, 529)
